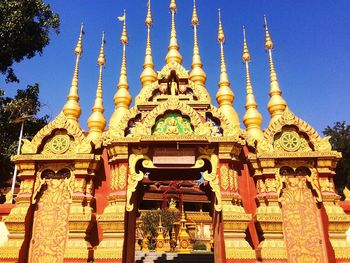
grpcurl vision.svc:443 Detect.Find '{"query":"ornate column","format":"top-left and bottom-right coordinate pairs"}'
top-left (317, 158), bottom-right (350, 260)
top-left (249, 156), bottom-right (287, 262)
top-left (0, 161), bottom-right (35, 261)
top-left (64, 158), bottom-right (100, 260)
top-left (219, 143), bottom-right (256, 262)
top-left (94, 145), bottom-right (129, 262)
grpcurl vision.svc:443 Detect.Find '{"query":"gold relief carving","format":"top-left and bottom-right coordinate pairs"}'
top-left (126, 148), bottom-right (150, 211)
top-left (258, 179), bottom-right (266, 193)
top-left (279, 130), bottom-right (301, 151)
top-left (118, 164), bottom-right (127, 189)
top-left (198, 147), bottom-right (221, 212)
top-left (22, 112), bottom-right (89, 154)
top-left (32, 167), bottom-right (74, 204)
top-left (274, 129), bottom-right (312, 153)
top-left (104, 107), bottom-right (139, 142)
top-left (143, 97), bottom-right (202, 132)
top-left (229, 169), bottom-right (238, 191)
top-left (280, 176), bottom-right (326, 262)
top-left (19, 179), bottom-right (34, 194)
top-left (265, 178), bottom-right (278, 192)
top-left (111, 166), bottom-right (119, 190)
top-left (74, 179), bottom-right (85, 193)
top-left (344, 187), bottom-right (350, 201)
top-left (316, 136), bottom-right (332, 152)
top-left (275, 169), bottom-right (285, 201)
top-left (86, 180), bottom-right (93, 195)
top-left (263, 107), bottom-right (336, 153)
top-left (306, 168), bottom-right (322, 202)
top-left (28, 178), bottom-right (72, 263)
top-left (276, 159), bottom-right (314, 169)
top-left (50, 134), bottom-right (70, 153)
top-left (319, 178), bottom-right (333, 192)
top-left (257, 139), bottom-right (274, 153)
top-left (220, 165), bottom-right (229, 191)
top-left (198, 146), bottom-right (215, 156)
top-left (158, 61), bottom-right (189, 79)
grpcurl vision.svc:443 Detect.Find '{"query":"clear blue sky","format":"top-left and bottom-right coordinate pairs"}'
top-left (2, 0), bottom-right (350, 134)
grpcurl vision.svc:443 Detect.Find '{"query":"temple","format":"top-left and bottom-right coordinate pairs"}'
top-left (1, 0), bottom-right (350, 262)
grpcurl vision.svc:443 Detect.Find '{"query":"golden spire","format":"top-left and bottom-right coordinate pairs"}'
top-left (140, 0), bottom-right (157, 88)
top-left (113, 10), bottom-right (132, 116)
top-left (87, 32), bottom-right (106, 140)
top-left (165, 0), bottom-right (183, 64)
top-left (216, 9), bottom-right (240, 127)
top-left (264, 15), bottom-right (287, 124)
top-left (189, 0), bottom-right (208, 93)
top-left (242, 26), bottom-right (263, 140)
top-left (62, 24), bottom-right (83, 124)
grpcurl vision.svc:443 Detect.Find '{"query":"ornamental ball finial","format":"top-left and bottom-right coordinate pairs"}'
top-left (170, 0), bottom-right (177, 12)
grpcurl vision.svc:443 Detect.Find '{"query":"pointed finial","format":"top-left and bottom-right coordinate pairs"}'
top-left (165, 0), bottom-right (183, 64)
top-left (145, 0), bottom-right (153, 26)
top-left (97, 31), bottom-right (106, 66)
top-left (242, 27), bottom-right (263, 140)
top-left (87, 32), bottom-right (106, 140)
top-left (191, 0), bottom-right (198, 26)
top-left (264, 15), bottom-right (287, 123)
top-left (62, 24), bottom-right (83, 124)
top-left (113, 10), bottom-right (132, 119)
top-left (170, 0), bottom-right (177, 12)
top-left (140, 0), bottom-right (157, 88)
top-left (242, 26), bottom-right (250, 62)
top-left (217, 9), bottom-right (225, 43)
top-left (120, 9), bottom-right (128, 45)
top-left (216, 9), bottom-right (240, 127)
top-left (264, 15), bottom-right (273, 50)
top-left (189, 0), bottom-right (208, 97)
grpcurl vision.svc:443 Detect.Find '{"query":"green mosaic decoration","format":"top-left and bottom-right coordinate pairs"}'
top-left (152, 112), bottom-right (193, 135)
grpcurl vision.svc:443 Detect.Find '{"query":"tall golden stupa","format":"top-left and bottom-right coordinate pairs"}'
top-left (0, 0), bottom-right (349, 262)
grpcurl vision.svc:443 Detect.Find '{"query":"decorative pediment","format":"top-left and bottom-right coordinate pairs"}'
top-left (104, 95), bottom-right (248, 145)
top-left (135, 78), bottom-right (210, 105)
top-left (261, 107), bottom-right (332, 152)
top-left (158, 61), bottom-right (189, 80)
top-left (21, 112), bottom-right (91, 154)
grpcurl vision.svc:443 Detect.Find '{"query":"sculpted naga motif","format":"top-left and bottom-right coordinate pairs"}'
top-left (198, 146), bottom-right (222, 212)
top-left (126, 147), bottom-right (150, 211)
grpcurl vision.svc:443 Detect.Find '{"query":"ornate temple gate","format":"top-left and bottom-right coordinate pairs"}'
top-left (122, 144), bottom-right (228, 262)
top-left (1, 0), bottom-right (350, 260)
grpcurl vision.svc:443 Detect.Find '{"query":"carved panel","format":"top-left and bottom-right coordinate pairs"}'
top-left (280, 176), bottom-right (326, 262)
top-left (29, 178), bottom-right (72, 262)
top-left (220, 166), bottom-right (229, 191)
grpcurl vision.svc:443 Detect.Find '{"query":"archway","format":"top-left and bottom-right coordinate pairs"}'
top-left (124, 145), bottom-right (220, 262)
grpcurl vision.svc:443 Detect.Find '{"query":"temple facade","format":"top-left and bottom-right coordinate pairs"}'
top-left (0, 0), bottom-right (350, 262)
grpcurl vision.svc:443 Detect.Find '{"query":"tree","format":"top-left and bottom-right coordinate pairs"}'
top-left (0, 0), bottom-right (60, 83)
top-left (0, 84), bottom-right (48, 191)
top-left (323, 122), bottom-right (350, 196)
top-left (140, 209), bottom-right (180, 250)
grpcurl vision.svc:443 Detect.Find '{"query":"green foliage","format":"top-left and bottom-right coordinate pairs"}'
top-left (141, 211), bottom-right (159, 240)
top-left (160, 209), bottom-right (180, 234)
top-left (323, 122), bottom-right (350, 196)
top-left (0, 84), bottom-right (48, 188)
top-left (193, 241), bottom-right (207, 251)
top-left (141, 209), bottom-right (180, 250)
top-left (0, 0), bottom-right (60, 82)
